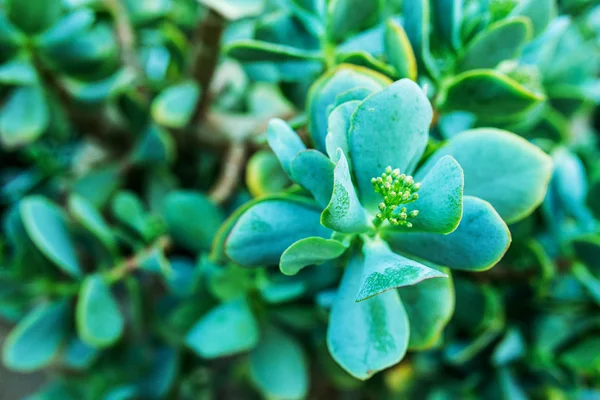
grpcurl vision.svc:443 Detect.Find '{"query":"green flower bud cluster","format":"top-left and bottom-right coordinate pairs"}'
top-left (371, 166), bottom-right (421, 228)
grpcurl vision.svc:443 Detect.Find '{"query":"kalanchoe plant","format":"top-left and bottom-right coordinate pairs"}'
top-left (218, 67), bottom-right (553, 379)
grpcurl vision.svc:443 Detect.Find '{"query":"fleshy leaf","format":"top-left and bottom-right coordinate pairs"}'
top-left (432, 0), bottom-right (463, 50)
top-left (455, 17), bottom-right (532, 72)
top-left (439, 70), bottom-right (545, 121)
top-left (249, 326), bottom-right (309, 400)
top-left (68, 194), bottom-right (116, 253)
top-left (225, 40), bottom-right (323, 62)
top-left (326, 0), bottom-right (381, 43)
top-left (321, 150), bottom-right (372, 234)
top-left (2, 301), bottom-right (69, 372)
top-left (403, 0), bottom-right (439, 78)
top-left (290, 150), bottom-right (335, 208)
top-left (307, 65), bottom-right (391, 152)
top-left (226, 198), bottom-right (331, 266)
top-left (419, 129), bottom-right (552, 224)
top-left (509, 0), bottom-right (556, 37)
top-left (267, 118), bottom-right (306, 177)
top-left (349, 79), bottom-right (433, 211)
top-left (384, 196), bottom-right (511, 271)
top-left (246, 150), bottom-right (291, 197)
top-left (0, 85), bottom-right (49, 148)
top-left (399, 267), bottom-right (455, 350)
top-left (325, 100), bottom-right (360, 163)
top-left (162, 191), bottom-right (224, 253)
top-left (384, 19), bottom-right (417, 80)
top-left (384, 155), bottom-right (464, 234)
top-left (185, 297), bottom-right (259, 358)
top-left (357, 238), bottom-right (447, 302)
top-left (327, 252), bottom-right (409, 380)
top-left (280, 237), bottom-right (348, 276)
top-left (76, 274), bottom-right (124, 348)
top-left (151, 81), bottom-right (201, 129)
top-left (20, 196), bottom-right (82, 277)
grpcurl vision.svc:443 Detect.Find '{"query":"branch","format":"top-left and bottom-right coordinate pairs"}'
top-left (208, 142), bottom-right (247, 204)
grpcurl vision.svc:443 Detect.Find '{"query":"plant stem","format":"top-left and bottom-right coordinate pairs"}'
top-left (106, 236), bottom-right (172, 283)
top-left (208, 142), bottom-right (247, 204)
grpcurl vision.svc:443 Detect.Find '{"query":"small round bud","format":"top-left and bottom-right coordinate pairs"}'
top-left (379, 203), bottom-right (386, 211)
top-left (385, 166), bottom-right (392, 174)
top-left (404, 176), bottom-right (414, 185)
top-left (406, 222), bottom-right (413, 228)
top-left (371, 177), bottom-right (377, 184)
top-left (377, 177), bottom-right (383, 184)
top-left (413, 183), bottom-right (422, 191)
top-left (409, 210), bottom-right (419, 218)
top-left (411, 193), bottom-right (419, 201)
top-left (390, 191), bottom-right (397, 198)
top-left (376, 213), bottom-right (383, 219)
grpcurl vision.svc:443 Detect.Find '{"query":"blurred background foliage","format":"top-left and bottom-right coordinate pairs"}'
top-left (0, 0), bottom-right (599, 399)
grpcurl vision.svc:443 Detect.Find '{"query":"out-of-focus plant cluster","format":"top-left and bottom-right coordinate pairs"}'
top-left (0, 0), bottom-right (599, 399)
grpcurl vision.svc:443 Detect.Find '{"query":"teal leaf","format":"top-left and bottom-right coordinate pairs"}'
top-left (151, 81), bottom-right (200, 129)
top-left (246, 150), bottom-right (291, 197)
top-left (225, 198), bottom-right (331, 266)
top-left (349, 79), bottom-right (433, 211)
top-left (357, 238), bottom-right (447, 302)
top-left (200, 0), bottom-right (263, 20)
top-left (333, 87), bottom-right (375, 107)
top-left (280, 237), bottom-right (348, 276)
top-left (455, 17), bottom-right (533, 72)
top-left (325, 100), bottom-right (360, 163)
top-left (384, 19), bottom-right (417, 80)
top-left (138, 347), bottom-right (179, 399)
top-left (38, 9), bottom-right (95, 47)
top-left (509, 0), bottom-right (556, 38)
top-left (308, 65), bottom-right (391, 152)
top-left (225, 40), bottom-right (323, 62)
top-left (267, 118), bottom-right (306, 177)
top-left (439, 69), bottom-right (545, 121)
top-left (62, 337), bottom-right (99, 370)
top-left (0, 59), bottom-right (38, 85)
top-left (2, 301), bottom-right (69, 372)
top-left (399, 268), bottom-right (454, 350)
top-left (420, 129), bottom-right (552, 223)
top-left (132, 124), bottom-right (176, 165)
top-left (76, 274), bottom-right (124, 348)
top-left (326, 0), bottom-right (381, 43)
top-left (384, 196), bottom-right (511, 271)
top-left (20, 196), bottom-right (81, 277)
top-left (111, 191), bottom-right (147, 236)
top-left (327, 253), bottom-right (409, 380)
top-left (384, 155), bottom-right (464, 234)
top-left (185, 297), bottom-right (259, 358)
top-left (68, 194), bottom-right (116, 253)
top-left (573, 235), bottom-right (600, 275)
top-left (492, 328), bottom-right (526, 366)
top-left (432, 0), bottom-right (463, 50)
top-left (290, 150), bottom-right (335, 208)
top-left (6, 0), bottom-right (62, 35)
top-left (321, 150), bottom-right (372, 234)
top-left (0, 86), bottom-right (49, 148)
top-left (162, 191), bottom-right (224, 253)
top-left (559, 336), bottom-right (600, 374)
top-left (249, 326), bottom-right (309, 400)
top-left (403, 0), bottom-right (439, 78)
top-left (336, 51), bottom-right (396, 77)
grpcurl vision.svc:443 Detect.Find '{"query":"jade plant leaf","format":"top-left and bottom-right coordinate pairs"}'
top-left (20, 196), bottom-right (81, 277)
top-left (403, 0), bottom-right (438, 78)
top-left (5, 0), bottom-right (62, 35)
top-left (76, 274), bottom-right (124, 348)
top-left (419, 129), bottom-right (552, 224)
top-left (327, 253), bottom-right (409, 380)
top-left (290, 150), bottom-right (335, 208)
top-left (2, 300), bottom-right (69, 372)
top-left (455, 17), bottom-right (533, 72)
top-left (326, 0), bottom-right (381, 43)
top-left (357, 238), bottom-right (447, 302)
top-left (509, 0), bottom-right (556, 37)
top-left (349, 78), bottom-right (433, 210)
top-left (439, 69), bottom-right (545, 121)
top-left (267, 118), bottom-right (307, 177)
top-left (162, 191), bottom-right (224, 253)
top-left (0, 85), bottom-right (49, 148)
top-left (280, 237), bottom-right (348, 276)
top-left (225, 198), bottom-right (331, 266)
top-left (151, 81), bottom-right (201, 129)
top-left (433, 0), bottom-right (463, 50)
top-left (246, 150), bottom-right (291, 197)
top-left (325, 100), bottom-right (360, 163)
top-left (68, 194), bottom-right (117, 253)
top-left (384, 196), bottom-right (511, 271)
top-left (308, 65), bottom-right (391, 152)
top-left (399, 267), bottom-right (454, 350)
top-left (321, 150), bottom-right (372, 234)
top-left (384, 19), bottom-right (417, 80)
top-left (185, 297), bottom-right (259, 358)
top-left (249, 326), bottom-right (309, 400)
top-left (225, 40), bottom-right (323, 62)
